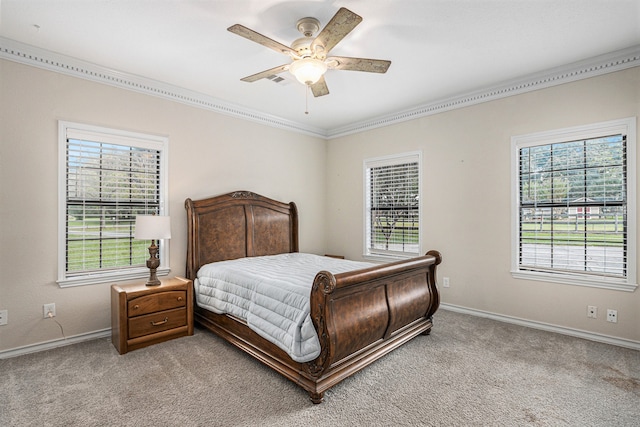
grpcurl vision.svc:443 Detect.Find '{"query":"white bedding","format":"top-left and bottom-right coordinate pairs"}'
top-left (194, 253), bottom-right (374, 362)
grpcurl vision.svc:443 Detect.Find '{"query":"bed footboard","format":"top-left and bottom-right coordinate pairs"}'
top-left (301, 250), bottom-right (442, 403)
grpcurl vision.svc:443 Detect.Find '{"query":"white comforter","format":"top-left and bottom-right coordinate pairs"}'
top-left (195, 253), bottom-right (373, 362)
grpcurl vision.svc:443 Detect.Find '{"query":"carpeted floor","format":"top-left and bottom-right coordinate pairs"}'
top-left (1, 309), bottom-right (638, 426)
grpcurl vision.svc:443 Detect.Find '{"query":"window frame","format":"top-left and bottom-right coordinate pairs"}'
top-left (57, 121), bottom-right (170, 287)
top-left (363, 151), bottom-right (422, 261)
top-left (511, 117), bottom-right (637, 292)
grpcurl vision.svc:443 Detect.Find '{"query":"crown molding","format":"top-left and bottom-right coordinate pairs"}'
top-left (0, 37), bottom-right (328, 139)
top-left (2, 36), bottom-right (638, 140)
top-left (328, 45), bottom-right (640, 139)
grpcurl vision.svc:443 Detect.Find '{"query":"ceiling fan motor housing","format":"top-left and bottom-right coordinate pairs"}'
top-left (292, 17), bottom-right (322, 59)
top-left (291, 37), bottom-right (314, 58)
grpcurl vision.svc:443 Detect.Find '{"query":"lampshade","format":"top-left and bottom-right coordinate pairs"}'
top-left (134, 215), bottom-right (171, 240)
top-left (289, 58), bottom-right (327, 85)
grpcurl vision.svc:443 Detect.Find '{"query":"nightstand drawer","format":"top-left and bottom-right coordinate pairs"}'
top-left (128, 308), bottom-right (187, 339)
top-left (128, 291), bottom-right (186, 316)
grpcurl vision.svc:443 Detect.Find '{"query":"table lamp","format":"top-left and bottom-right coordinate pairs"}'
top-left (135, 215), bottom-right (171, 286)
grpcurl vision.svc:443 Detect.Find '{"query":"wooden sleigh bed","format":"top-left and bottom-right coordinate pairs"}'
top-left (185, 191), bottom-right (441, 403)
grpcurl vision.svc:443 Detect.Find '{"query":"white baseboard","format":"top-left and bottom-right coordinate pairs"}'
top-left (0, 328), bottom-right (112, 359)
top-left (2, 306), bottom-right (637, 359)
top-left (440, 303), bottom-right (640, 351)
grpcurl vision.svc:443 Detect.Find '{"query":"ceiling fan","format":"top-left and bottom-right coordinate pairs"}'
top-left (228, 7), bottom-right (391, 97)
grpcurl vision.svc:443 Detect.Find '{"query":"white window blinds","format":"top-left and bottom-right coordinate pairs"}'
top-left (58, 122), bottom-right (168, 287)
top-left (519, 135), bottom-right (627, 278)
top-left (365, 152), bottom-right (421, 258)
top-left (512, 118), bottom-right (637, 291)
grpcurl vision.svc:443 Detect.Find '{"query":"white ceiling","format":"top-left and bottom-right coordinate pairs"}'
top-left (2, 0), bottom-right (640, 135)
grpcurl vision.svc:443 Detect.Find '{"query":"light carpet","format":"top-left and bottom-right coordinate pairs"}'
top-left (1, 310), bottom-right (638, 426)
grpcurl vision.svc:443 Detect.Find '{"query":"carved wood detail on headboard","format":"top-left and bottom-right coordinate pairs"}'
top-left (185, 191), bottom-right (298, 280)
top-left (230, 190), bottom-right (260, 199)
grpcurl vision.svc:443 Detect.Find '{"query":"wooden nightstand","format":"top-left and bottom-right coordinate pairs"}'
top-left (111, 276), bottom-right (193, 354)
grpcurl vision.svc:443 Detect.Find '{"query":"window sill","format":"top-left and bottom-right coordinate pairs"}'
top-left (511, 270), bottom-right (637, 292)
top-left (363, 253), bottom-right (417, 263)
top-left (57, 267), bottom-right (171, 288)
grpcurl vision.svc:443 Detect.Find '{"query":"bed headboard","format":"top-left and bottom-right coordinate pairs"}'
top-left (185, 191), bottom-right (299, 280)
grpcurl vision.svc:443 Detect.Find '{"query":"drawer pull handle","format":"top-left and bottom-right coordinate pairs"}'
top-left (133, 305), bottom-right (139, 310)
top-left (151, 317), bottom-right (169, 326)
top-left (177, 297), bottom-right (183, 302)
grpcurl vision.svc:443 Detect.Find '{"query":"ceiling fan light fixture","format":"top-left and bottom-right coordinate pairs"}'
top-left (289, 58), bottom-right (327, 85)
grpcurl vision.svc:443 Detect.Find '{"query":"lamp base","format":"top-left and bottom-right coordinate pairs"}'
top-left (145, 241), bottom-right (161, 286)
top-left (145, 278), bottom-right (161, 286)
top-left (145, 266), bottom-right (161, 286)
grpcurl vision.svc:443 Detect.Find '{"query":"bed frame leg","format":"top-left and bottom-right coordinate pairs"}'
top-left (310, 391), bottom-right (324, 404)
top-left (421, 316), bottom-right (434, 335)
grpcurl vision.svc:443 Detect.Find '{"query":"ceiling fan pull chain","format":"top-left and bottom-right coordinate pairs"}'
top-left (305, 85), bottom-right (310, 115)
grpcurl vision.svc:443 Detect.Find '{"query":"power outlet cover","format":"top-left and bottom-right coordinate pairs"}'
top-left (43, 303), bottom-right (56, 318)
top-left (0, 309), bottom-right (7, 325)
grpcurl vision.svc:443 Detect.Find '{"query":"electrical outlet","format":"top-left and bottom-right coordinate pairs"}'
top-left (442, 277), bottom-right (450, 288)
top-left (43, 303), bottom-right (56, 319)
top-left (607, 309), bottom-right (618, 323)
top-left (587, 305), bottom-right (597, 318)
top-left (0, 309), bottom-right (7, 326)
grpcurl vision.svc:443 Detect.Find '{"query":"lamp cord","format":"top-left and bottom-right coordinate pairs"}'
top-left (53, 318), bottom-right (66, 339)
top-left (47, 311), bottom-right (66, 339)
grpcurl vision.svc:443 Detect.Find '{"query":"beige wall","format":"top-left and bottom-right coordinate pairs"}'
top-left (0, 59), bottom-right (327, 351)
top-left (326, 67), bottom-right (640, 343)
top-left (1, 58), bottom-right (639, 354)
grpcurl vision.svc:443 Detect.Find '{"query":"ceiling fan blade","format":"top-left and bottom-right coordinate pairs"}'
top-left (310, 76), bottom-right (329, 97)
top-left (312, 8), bottom-right (362, 56)
top-left (240, 64), bottom-right (289, 82)
top-left (228, 24), bottom-right (297, 56)
top-left (327, 56), bottom-right (391, 73)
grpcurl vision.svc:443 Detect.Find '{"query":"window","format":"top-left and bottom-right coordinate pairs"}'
top-left (364, 151), bottom-right (421, 260)
top-left (511, 118), bottom-right (636, 291)
top-left (58, 122), bottom-right (169, 287)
